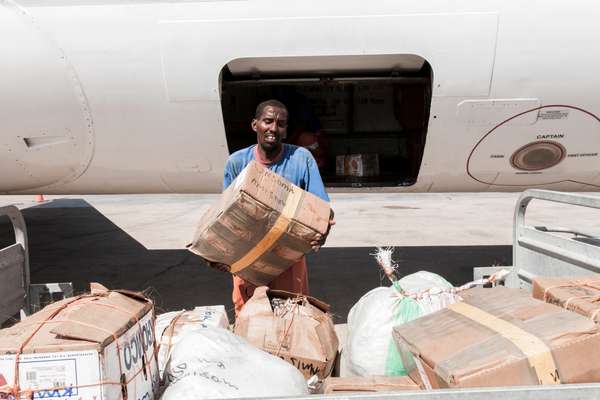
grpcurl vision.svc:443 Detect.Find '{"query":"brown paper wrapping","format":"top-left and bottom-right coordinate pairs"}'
top-left (234, 287), bottom-right (338, 379)
top-left (532, 275), bottom-right (600, 322)
top-left (188, 160), bottom-right (330, 286)
top-left (321, 376), bottom-right (419, 394)
top-left (393, 286), bottom-right (600, 389)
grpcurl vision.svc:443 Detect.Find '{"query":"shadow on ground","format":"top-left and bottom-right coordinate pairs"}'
top-left (0, 199), bottom-right (511, 323)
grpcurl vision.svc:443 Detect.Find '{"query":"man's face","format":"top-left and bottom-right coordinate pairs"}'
top-left (252, 106), bottom-right (288, 153)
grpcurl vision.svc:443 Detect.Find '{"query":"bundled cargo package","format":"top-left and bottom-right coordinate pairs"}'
top-left (188, 160), bottom-right (331, 286)
top-left (342, 248), bottom-right (509, 379)
top-left (343, 271), bottom-right (457, 377)
top-left (393, 286), bottom-right (600, 389)
top-left (321, 375), bottom-right (419, 394)
top-left (161, 328), bottom-right (308, 399)
top-left (234, 287), bottom-right (339, 379)
top-left (532, 275), bottom-right (600, 322)
top-left (0, 283), bottom-right (159, 400)
top-left (155, 306), bottom-right (230, 379)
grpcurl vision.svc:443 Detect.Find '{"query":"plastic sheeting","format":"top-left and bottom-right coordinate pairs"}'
top-left (155, 306), bottom-right (230, 380)
top-left (161, 328), bottom-right (309, 399)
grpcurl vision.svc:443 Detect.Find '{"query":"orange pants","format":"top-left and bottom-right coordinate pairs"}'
top-left (232, 257), bottom-right (309, 315)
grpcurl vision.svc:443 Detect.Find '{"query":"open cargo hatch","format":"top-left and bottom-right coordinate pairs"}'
top-left (220, 55), bottom-right (432, 188)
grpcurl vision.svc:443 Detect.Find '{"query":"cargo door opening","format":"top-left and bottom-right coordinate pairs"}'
top-left (219, 55), bottom-right (432, 188)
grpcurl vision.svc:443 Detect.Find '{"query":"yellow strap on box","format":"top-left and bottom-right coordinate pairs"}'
top-left (231, 188), bottom-right (304, 274)
top-left (448, 302), bottom-right (560, 385)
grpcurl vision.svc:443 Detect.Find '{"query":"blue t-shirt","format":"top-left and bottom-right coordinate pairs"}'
top-left (223, 144), bottom-right (330, 202)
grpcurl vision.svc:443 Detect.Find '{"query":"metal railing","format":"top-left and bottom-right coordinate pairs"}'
top-left (0, 205), bottom-right (29, 325)
top-left (511, 189), bottom-right (600, 288)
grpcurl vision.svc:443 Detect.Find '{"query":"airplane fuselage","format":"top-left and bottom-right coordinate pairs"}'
top-left (1, 0), bottom-right (599, 194)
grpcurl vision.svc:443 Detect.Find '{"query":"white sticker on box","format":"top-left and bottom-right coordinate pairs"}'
top-left (21, 359), bottom-right (75, 393)
top-left (0, 351), bottom-right (101, 399)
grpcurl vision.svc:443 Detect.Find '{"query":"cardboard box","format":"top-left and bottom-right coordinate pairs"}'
top-left (335, 154), bottom-right (380, 177)
top-left (321, 376), bottom-right (419, 394)
top-left (532, 275), bottom-right (600, 322)
top-left (393, 286), bottom-right (600, 389)
top-left (0, 283), bottom-right (159, 400)
top-left (188, 160), bottom-right (330, 286)
top-left (234, 287), bottom-right (339, 380)
top-left (345, 154), bottom-right (379, 177)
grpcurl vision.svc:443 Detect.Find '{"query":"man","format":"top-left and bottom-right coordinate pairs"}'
top-left (213, 99), bottom-right (334, 314)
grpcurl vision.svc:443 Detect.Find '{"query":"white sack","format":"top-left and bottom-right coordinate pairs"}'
top-left (155, 306), bottom-right (230, 379)
top-left (161, 328), bottom-right (309, 399)
top-left (342, 271), bottom-right (457, 377)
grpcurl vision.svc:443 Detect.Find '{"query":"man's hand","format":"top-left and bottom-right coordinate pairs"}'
top-left (203, 258), bottom-right (231, 273)
top-left (311, 210), bottom-right (336, 252)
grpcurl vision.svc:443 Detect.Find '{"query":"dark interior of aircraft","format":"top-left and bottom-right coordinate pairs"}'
top-left (219, 61), bottom-right (432, 188)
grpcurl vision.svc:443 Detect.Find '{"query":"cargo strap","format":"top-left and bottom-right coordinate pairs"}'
top-left (448, 302), bottom-right (560, 385)
top-left (231, 188), bottom-right (304, 273)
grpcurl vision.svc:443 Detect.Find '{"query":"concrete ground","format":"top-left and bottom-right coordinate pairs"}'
top-left (1, 192), bottom-right (599, 322)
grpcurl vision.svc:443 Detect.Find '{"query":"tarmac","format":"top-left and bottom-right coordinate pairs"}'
top-left (2, 192), bottom-right (600, 322)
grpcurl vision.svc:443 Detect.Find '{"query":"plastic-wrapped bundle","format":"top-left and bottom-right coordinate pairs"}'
top-left (342, 271), bottom-right (456, 377)
top-left (155, 306), bottom-right (230, 380)
top-left (161, 328), bottom-right (309, 399)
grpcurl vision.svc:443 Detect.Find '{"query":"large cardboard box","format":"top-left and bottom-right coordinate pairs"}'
top-left (234, 287), bottom-right (339, 380)
top-left (393, 286), bottom-right (600, 389)
top-left (321, 376), bottom-right (419, 394)
top-left (0, 284), bottom-right (159, 400)
top-left (532, 275), bottom-right (600, 322)
top-left (188, 160), bottom-right (331, 286)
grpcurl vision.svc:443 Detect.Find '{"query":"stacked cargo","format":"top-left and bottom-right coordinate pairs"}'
top-left (393, 286), bottom-right (600, 389)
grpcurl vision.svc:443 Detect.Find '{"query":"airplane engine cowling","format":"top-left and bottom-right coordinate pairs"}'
top-left (0, 3), bottom-right (94, 193)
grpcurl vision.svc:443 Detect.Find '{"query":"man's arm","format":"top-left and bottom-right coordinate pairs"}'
top-left (304, 154), bottom-right (329, 202)
top-left (223, 158), bottom-right (236, 190)
top-left (303, 153), bottom-right (335, 251)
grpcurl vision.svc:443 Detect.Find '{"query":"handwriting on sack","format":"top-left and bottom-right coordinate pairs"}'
top-left (280, 357), bottom-right (320, 376)
top-left (197, 310), bottom-right (218, 324)
top-left (122, 319), bottom-right (154, 371)
top-left (137, 392), bottom-right (150, 400)
top-left (166, 362), bottom-right (238, 390)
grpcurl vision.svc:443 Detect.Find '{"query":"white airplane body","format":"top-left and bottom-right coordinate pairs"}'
top-left (2, 0), bottom-right (600, 194)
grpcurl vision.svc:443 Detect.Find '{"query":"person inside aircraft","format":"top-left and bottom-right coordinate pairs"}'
top-left (284, 92), bottom-right (329, 171)
top-left (208, 99), bottom-right (335, 314)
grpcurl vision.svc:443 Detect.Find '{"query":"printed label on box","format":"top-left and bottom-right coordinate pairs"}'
top-left (0, 351), bottom-right (100, 399)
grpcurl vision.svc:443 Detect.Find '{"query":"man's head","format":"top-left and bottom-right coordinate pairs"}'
top-left (252, 99), bottom-right (288, 155)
